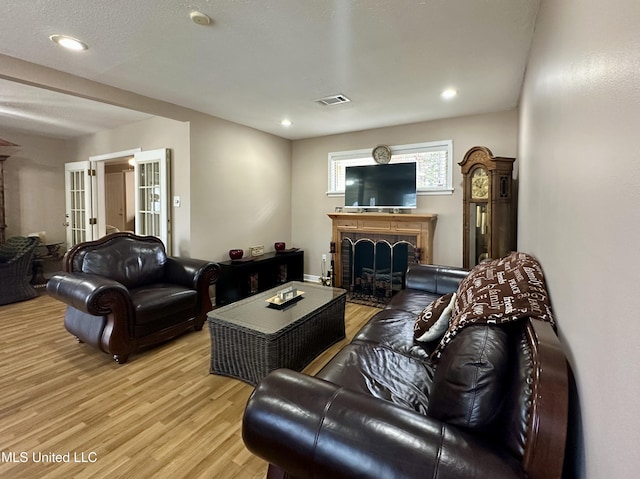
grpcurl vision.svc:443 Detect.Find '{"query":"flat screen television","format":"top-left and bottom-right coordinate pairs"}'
top-left (344, 163), bottom-right (417, 209)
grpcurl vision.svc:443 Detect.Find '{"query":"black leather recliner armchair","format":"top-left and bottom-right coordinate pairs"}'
top-left (47, 232), bottom-right (219, 364)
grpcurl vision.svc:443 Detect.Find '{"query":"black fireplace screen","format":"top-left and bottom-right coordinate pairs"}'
top-left (341, 234), bottom-right (417, 303)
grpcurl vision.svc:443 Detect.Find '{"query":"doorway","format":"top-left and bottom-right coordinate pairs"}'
top-left (64, 148), bottom-right (171, 252)
top-left (105, 159), bottom-right (135, 233)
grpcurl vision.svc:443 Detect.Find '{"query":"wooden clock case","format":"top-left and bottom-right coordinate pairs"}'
top-left (459, 146), bottom-right (517, 268)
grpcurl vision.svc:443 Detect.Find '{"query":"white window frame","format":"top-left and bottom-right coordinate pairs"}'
top-left (327, 140), bottom-right (454, 197)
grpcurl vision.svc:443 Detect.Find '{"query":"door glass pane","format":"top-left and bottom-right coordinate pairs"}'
top-left (133, 149), bottom-right (170, 252)
top-left (70, 169), bottom-right (86, 245)
top-left (138, 161), bottom-right (161, 236)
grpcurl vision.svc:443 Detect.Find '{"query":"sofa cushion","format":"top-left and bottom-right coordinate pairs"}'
top-left (354, 309), bottom-right (433, 360)
top-left (131, 284), bottom-right (196, 321)
top-left (81, 241), bottom-right (167, 289)
top-left (427, 325), bottom-right (509, 431)
top-left (414, 292), bottom-right (455, 343)
top-left (130, 284), bottom-right (197, 336)
top-left (316, 343), bottom-right (434, 415)
top-left (384, 288), bottom-right (442, 316)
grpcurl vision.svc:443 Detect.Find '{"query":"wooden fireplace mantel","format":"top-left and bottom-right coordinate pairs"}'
top-left (328, 212), bottom-right (437, 288)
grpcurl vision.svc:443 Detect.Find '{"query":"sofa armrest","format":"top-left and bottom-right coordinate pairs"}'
top-left (243, 369), bottom-right (521, 479)
top-left (165, 257), bottom-right (219, 290)
top-left (46, 272), bottom-right (130, 315)
top-left (405, 263), bottom-right (468, 295)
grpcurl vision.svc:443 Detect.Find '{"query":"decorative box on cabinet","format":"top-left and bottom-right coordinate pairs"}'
top-left (460, 146), bottom-right (516, 268)
top-left (215, 251), bottom-right (304, 306)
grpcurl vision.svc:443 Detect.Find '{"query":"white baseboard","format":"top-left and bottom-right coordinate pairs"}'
top-left (304, 274), bottom-right (322, 283)
top-left (305, 274), bottom-right (336, 287)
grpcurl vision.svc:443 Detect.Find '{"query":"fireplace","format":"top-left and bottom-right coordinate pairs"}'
top-left (328, 213), bottom-right (437, 303)
top-left (341, 234), bottom-right (418, 303)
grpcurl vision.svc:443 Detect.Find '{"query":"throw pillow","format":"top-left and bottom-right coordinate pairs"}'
top-left (414, 292), bottom-right (455, 342)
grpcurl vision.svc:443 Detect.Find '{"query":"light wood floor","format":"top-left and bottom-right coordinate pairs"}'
top-left (0, 293), bottom-right (378, 479)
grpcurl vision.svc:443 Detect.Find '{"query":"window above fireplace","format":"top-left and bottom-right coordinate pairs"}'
top-left (327, 140), bottom-right (453, 196)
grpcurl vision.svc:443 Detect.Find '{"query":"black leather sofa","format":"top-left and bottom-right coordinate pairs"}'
top-left (242, 263), bottom-right (568, 479)
top-left (47, 232), bottom-right (219, 364)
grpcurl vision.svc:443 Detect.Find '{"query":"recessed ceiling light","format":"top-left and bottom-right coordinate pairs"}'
top-left (190, 11), bottom-right (212, 25)
top-left (441, 88), bottom-right (458, 100)
top-left (50, 35), bottom-right (88, 51)
top-left (280, 119), bottom-right (292, 127)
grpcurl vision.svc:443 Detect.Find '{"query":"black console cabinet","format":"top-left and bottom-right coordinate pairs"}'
top-left (215, 250), bottom-right (304, 306)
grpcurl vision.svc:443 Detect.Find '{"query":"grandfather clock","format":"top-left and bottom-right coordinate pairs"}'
top-left (460, 146), bottom-right (516, 268)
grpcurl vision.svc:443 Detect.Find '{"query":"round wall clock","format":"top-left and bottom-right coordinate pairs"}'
top-left (372, 145), bottom-right (392, 164)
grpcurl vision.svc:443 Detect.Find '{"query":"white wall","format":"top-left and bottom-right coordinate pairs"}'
top-left (518, 0), bottom-right (640, 477)
top-left (291, 109), bottom-right (519, 276)
top-left (188, 113), bottom-right (292, 262)
top-left (72, 116), bottom-right (191, 255)
top-left (70, 113), bottom-right (292, 263)
top-left (0, 128), bottom-right (69, 243)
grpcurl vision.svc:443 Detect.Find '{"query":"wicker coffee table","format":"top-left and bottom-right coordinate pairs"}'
top-left (207, 281), bottom-right (347, 385)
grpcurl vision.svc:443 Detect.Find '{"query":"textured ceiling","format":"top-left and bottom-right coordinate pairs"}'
top-left (0, 0), bottom-right (540, 140)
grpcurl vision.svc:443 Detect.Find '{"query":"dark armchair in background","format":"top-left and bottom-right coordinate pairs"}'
top-left (0, 236), bottom-right (40, 306)
top-left (46, 232), bottom-right (219, 364)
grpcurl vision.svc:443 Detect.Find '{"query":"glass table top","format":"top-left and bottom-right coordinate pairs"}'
top-left (207, 281), bottom-right (346, 335)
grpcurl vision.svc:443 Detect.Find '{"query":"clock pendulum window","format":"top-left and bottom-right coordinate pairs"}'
top-left (470, 167), bottom-right (490, 264)
top-left (459, 146), bottom-right (516, 268)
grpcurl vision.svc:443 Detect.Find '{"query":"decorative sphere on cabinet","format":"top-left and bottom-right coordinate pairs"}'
top-left (229, 249), bottom-right (244, 260)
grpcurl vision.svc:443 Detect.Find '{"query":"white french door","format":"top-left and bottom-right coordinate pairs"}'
top-left (64, 161), bottom-right (95, 247)
top-left (133, 148), bottom-right (171, 253)
top-left (64, 148), bottom-right (171, 251)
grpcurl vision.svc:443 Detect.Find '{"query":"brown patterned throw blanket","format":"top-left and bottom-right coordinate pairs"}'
top-left (432, 252), bottom-right (555, 359)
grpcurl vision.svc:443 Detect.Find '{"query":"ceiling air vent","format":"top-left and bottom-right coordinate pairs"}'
top-left (314, 94), bottom-right (351, 106)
